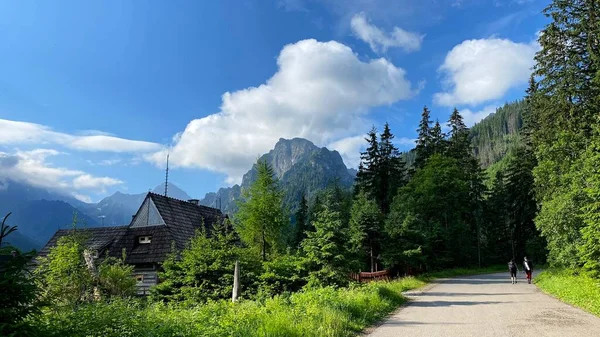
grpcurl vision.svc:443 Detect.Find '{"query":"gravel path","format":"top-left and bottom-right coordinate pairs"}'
top-left (366, 272), bottom-right (600, 337)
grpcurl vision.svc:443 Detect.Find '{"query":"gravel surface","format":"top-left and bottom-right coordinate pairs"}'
top-left (366, 272), bottom-right (600, 337)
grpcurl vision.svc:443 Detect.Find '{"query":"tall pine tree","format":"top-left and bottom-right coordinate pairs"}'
top-left (415, 106), bottom-right (433, 168)
top-left (236, 159), bottom-right (289, 261)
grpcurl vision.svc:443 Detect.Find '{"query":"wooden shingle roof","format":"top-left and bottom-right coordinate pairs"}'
top-left (38, 192), bottom-right (226, 265)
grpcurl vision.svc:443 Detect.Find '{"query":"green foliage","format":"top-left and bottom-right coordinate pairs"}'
top-left (0, 214), bottom-right (43, 337)
top-left (356, 123), bottom-right (407, 214)
top-left (579, 126), bottom-right (600, 277)
top-left (470, 100), bottom-right (525, 168)
top-left (292, 193), bottom-right (309, 249)
top-left (236, 159), bottom-right (290, 261)
top-left (259, 252), bottom-right (308, 296)
top-left (35, 277), bottom-right (425, 337)
top-left (97, 254), bottom-right (137, 299)
top-left (387, 154), bottom-right (474, 270)
top-left (349, 192), bottom-right (384, 272)
top-left (531, 0), bottom-right (600, 270)
top-left (536, 269), bottom-right (600, 317)
top-left (302, 200), bottom-right (355, 288)
top-left (151, 221), bottom-right (262, 303)
top-left (35, 231), bottom-right (95, 308)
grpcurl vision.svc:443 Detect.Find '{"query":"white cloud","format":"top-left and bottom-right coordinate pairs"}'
top-left (395, 137), bottom-right (416, 147)
top-left (461, 105), bottom-right (497, 127)
top-left (434, 38), bottom-right (538, 107)
top-left (350, 12), bottom-right (423, 53)
top-left (0, 149), bottom-right (123, 200)
top-left (149, 39), bottom-right (418, 184)
top-left (328, 135), bottom-right (367, 169)
top-left (0, 119), bottom-right (162, 153)
top-left (73, 174), bottom-right (122, 190)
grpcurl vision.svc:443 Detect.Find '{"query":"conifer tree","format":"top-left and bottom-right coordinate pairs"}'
top-left (302, 200), bottom-right (354, 287)
top-left (356, 127), bottom-right (380, 197)
top-left (349, 192), bottom-right (384, 272)
top-left (531, 0), bottom-right (600, 267)
top-left (292, 192), bottom-right (308, 249)
top-left (236, 159), bottom-right (289, 261)
top-left (415, 106), bottom-right (433, 168)
top-left (430, 119), bottom-right (446, 155)
top-left (447, 108), bottom-right (470, 161)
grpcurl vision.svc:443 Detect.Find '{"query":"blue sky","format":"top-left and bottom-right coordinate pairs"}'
top-left (0, 0), bottom-right (549, 202)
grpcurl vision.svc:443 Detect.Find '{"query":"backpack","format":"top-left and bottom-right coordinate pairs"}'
top-left (508, 261), bottom-right (516, 271)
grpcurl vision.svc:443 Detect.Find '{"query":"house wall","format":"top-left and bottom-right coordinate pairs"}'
top-left (133, 264), bottom-right (158, 296)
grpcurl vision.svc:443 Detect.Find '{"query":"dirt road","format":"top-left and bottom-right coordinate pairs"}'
top-left (366, 272), bottom-right (600, 337)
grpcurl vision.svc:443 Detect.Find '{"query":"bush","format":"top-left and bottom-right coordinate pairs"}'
top-left (259, 253), bottom-right (308, 296)
top-left (35, 277), bottom-right (426, 337)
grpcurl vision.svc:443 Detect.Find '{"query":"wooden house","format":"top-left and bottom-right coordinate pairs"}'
top-left (39, 192), bottom-right (226, 295)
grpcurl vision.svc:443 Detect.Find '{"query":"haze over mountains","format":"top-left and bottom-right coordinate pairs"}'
top-left (1, 101), bottom-right (526, 252)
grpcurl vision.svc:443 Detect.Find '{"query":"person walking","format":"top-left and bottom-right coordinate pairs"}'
top-left (508, 259), bottom-right (518, 284)
top-left (523, 257), bottom-right (533, 284)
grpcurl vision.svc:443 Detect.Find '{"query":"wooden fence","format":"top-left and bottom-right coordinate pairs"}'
top-left (350, 270), bottom-right (391, 283)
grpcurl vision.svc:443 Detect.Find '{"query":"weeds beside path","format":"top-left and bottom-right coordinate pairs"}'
top-left (535, 269), bottom-right (600, 317)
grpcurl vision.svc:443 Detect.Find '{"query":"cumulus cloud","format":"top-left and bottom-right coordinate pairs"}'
top-left (73, 174), bottom-right (122, 190)
top-left (0, 149), bottom-right (123, 200)
top-left (350, 12), bottom-right (423, 53)
top-left (0, 119), bottom-right (161, 153)
top-left (461, 105), bottom-right (497, 127)
top-left (149, 39), bottom-right (418, 184)
top-left (434, 38), bottom-right (538, 107)
top-left (328, 135), bottom-right (367, 169)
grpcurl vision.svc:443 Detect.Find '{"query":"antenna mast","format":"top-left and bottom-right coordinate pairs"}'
top-left (164, 154), bottom-right (169, 197)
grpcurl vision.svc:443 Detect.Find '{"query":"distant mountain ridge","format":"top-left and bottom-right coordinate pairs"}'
top-left (470, 100), bottom-right (525, 168)
top-left (200, 138), bottom-right (355, 214)
top-left (0, 180), bottom-right (191, 251)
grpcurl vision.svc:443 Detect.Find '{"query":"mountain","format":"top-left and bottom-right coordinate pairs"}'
top-left (78, 182), bottom-right (192, 227)
top-left (0, 180), bottom-right (101, 250)
top-left (200, 138), bottom-right (355, 215)
top-left (469, 100), bottom-right (525, 168)
top-left (153, 182), bottom-right (192, 201)
top-left (4, 231), bottom-right (42, 252)
top-left (0, 180), bottom-right (194, 250)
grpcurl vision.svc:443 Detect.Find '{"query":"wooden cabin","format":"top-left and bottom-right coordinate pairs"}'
top-left (39, 192), bottom-right (226, 295)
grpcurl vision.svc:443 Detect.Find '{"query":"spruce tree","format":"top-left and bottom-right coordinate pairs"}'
top-left (377, 122), bottom-right (407, 214)
top-left (415, 106), bottom-right (433, 168)
top-left (447, 108), bottom-right (470, 161)
top-left (293, 192), bottom-right (309, 249)
top-left (349, 192), bottom-right (384, 272)
top-left (430, 119), bottom-right (446, 155)
top-left (356, 127), bottom-right (380, 198)
top-left (531, 0), bottom-right (600, 267)
top-left (236, 159), bottom-right (289, 261)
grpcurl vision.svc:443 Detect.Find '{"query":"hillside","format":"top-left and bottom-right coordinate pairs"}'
top-left (469, 100), bottom-right (525, 168)
top-left (200, 138), bottom-right (355, 215)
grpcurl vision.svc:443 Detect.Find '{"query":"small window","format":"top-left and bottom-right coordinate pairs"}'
top-left (135, 275), bottom-right (144, 283)
top-left (138, 236), bottom-right (152, 244)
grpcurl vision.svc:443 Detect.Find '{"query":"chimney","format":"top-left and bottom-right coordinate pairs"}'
top-left (188, 199), bottom-right (199, 205)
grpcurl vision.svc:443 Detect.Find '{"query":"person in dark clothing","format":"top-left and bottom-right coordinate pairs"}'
top-left (508, 259), bottom-right (518, 284)
top-left (523, 257), bottom-right (533, 284)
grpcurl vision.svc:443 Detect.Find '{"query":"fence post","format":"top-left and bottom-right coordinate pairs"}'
top-left (232, 260), bottom-right (240, 303)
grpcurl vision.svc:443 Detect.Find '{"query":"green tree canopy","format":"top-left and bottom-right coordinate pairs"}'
top-left (235, 159), bottom-right (289, 261)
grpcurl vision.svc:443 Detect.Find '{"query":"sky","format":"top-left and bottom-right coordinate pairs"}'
top-left (0, 0), bottom-right (549, 203)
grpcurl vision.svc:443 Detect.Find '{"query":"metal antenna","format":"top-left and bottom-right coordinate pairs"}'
top-left (164, 154), bottom-right (169, 197)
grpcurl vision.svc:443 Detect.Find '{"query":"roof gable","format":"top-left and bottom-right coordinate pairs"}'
top-left (130, 197), bottom-right (166, 228)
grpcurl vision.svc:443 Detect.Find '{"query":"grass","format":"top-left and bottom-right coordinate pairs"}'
top-left (31, 266), bottom-right (507, 337)
top-left (535, 269), bottom-right (600, 317)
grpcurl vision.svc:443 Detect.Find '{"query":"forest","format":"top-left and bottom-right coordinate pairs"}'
top-left (1, 0), bottom-right (600, 336)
